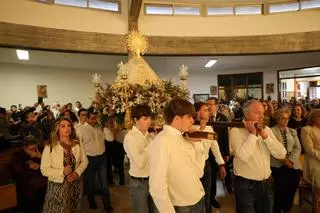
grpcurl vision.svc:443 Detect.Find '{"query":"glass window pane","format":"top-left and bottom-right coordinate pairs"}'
top-left (269, 2), bottom-right (299, 13)
top-left (207, 7), bottom-right (233, 15)
top-left (89, 0), bottom-right (119, 11)
top-left (301, 0), bottom-right (320, 9)
top-left (218, 75), bottom-right (232, 86)
top-left (248, 73), bottom-right (263, 85)
top-left (35, 0), bottom-right (52, 3)
top-left (145, 5), bottom-right (173, 15)
top-left (248, 88), bottom-right (262, 99)
top-left (174, 6), bottom-right (200, 15)
top-left (55, 0), bottom-right (87, 7)
top-left (233, 88), bottom-right (247, 100)
top-left (235, 6), bottom-right (261, 15)
top-left (233, 75), bottom-right (247, 87)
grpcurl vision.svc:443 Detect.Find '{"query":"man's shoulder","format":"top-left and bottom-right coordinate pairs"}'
top-left (230, 126), bottom-right (246, 135)
top-left (124, 129), bottom-right (135, 140)
top-left (153, 130), bottom-right (172, 144)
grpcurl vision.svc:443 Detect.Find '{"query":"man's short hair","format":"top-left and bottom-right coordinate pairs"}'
top-left (87, 110), bottom-right (98, 118)
top-left (207, 97), bottom-right (218, 104)
top-left (194, 102), bottom-right (207, 112)
top-left (24, 135), bottom-right (39, 146)
top-left (164, 98), bottom-right (196, 124)
top-left (78, 108), bottom-right (87, 116)
top-left (0, 107), bottom-right (6, 114)
top-left (131, 105), bottom-right (152, 121)
top-left (242, 100), bottom-right (261, 118)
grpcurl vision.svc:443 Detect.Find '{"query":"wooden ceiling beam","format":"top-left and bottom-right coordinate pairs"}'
top-left (128, 0), bottom-right (143, 31)
top-left (1, 22), bottom-right (320, 55)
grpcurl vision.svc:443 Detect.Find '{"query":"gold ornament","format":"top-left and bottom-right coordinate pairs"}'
top-left (126, 31), bottom-right (148, 57)
top-left (124, 105), bottom-right (134, 129)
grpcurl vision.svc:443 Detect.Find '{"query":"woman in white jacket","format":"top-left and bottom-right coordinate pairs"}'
top-left (41, 117), bottom-right (88, 213)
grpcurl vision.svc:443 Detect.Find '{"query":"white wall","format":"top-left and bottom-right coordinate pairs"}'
top-left (0, 63), bottom-right (279, 109)
top-left (140, 10), bottom-right (320, 36)
top-left (0, 0), bottom-right (128, 34)
top-left (0, 63), bottom-right (117, 109)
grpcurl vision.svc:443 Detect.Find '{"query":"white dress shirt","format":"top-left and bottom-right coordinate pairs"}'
top-left (193, 125), bottom-right (225, 166)
top-left (75, 122), bottom-right (88, 137)
top-left (40, 142), bottom-right (88, 183)
top-left (230, 126), bottom-right (286, 181)
top-left (124, 126), bottom-right (152, 178)
top-left (149, 125), bottom-right (205, 213)
top-left (78, 123), bottom-right (105, 156)
top-left (104, 127), bottom-right (115, 142)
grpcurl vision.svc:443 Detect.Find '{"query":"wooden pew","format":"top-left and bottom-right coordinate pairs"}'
top-left (0, 148), bottom-right (22, 211)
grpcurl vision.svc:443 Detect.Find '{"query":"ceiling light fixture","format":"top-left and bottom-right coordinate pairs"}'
top-left (303, 67), bottom-right (320, 71)
top-left (16, 50), bottom-right (29, 60)
top-left (205, 59), bottom-right (217, 68)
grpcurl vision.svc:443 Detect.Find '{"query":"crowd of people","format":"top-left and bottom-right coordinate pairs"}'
top-left (0, 96), bottom-right (319, 213)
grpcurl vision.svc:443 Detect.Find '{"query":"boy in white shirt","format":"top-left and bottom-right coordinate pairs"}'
top-left (193, 102), bottom-right (226, 213)
top-left (124, 105), bottom-right (158, 213)
top-left (149, 99), bottom-right (207, 213)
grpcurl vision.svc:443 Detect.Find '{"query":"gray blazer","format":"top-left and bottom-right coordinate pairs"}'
top-left (271, 126), bottom-right (301, 170)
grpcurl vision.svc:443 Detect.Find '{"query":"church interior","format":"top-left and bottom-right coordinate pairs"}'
top-left (0, 0), bottom-right (320, 212)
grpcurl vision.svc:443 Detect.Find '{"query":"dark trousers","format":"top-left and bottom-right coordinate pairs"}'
top-left (85, 154), bottom-right (111, 209)
top-left (209, 152), bottom-right (218, 199)
top-left (105, 141), bottom-right (115, 183)
top-left (113, 141), bottom-right (125, 184)
top-left (174, 197), bottom-right (206, 213)
top-left (224, 156), bottom-right (234, 189)
top-left (0, 136), bottom-right (10, 151)
top-left (200, 159), bottom-right (212, 213)
top-left (234, 175), bottom-right (273, 213)
top-left (271, 166), bottom-right (300, 213)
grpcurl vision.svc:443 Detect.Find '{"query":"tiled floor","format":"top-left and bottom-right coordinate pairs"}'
top-left (81, 175), bottom-right (313, 213)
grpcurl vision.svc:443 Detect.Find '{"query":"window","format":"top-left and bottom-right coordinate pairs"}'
top-left (235, 5), bottom-right (261, 15)
top-left (54, 0), bottom-right (87, 7)
top-left (301, 0), bottom-right (320, 9)
top-left (89, 0), bottom-right (119, 12)
top-left (145, 4), bottom-right (173, 15)
top-left (218, 73), bottom-right (263, 102)
top-left (174, 6), bottom-right (200, 15)
top-left (207, 7), bottom-right (234, 15)
top-left (34, 0), bottom-right (52, 3)
top-left (269, 2), bottom-right (299, 13)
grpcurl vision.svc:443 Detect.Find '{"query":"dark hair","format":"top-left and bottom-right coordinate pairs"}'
top-left (0, 107), bottom-right (6, 114)
top-left (11, 105), bottom-right (17, 108)
top-left (164, 98), bottom-right (195, 124)
top-left (78, 108), bottom-right (88, 116)
top-left (62, 109), bottom-right (72, 116)
top-left (87, 110), bottom-right (98, 118)
top-left (131, 105), bottom-right (152, 121)
top-left (207, 97), bottom-right (218, 104)
top-left (194, 102), bottom-right (207, 112)
top-left (291, 103), bottom-right (306, 119)
top-left (24, 135), bottom-right (39, 146)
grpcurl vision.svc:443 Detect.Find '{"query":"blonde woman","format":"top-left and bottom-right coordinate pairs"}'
top-left (41, 117), bottom-right (88, 213)
top-left (271, 109), bottom-right (301, 213)
top-left (301, 109), bottom-right (320, 213)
